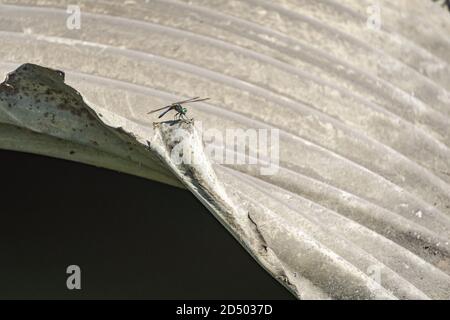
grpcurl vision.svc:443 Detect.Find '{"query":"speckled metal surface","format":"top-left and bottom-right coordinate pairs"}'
top-left (0, 0), bottom-right (449, 299)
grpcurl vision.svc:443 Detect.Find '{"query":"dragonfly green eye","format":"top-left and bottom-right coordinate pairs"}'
top-left (182, 108), bottom-right (187, 113)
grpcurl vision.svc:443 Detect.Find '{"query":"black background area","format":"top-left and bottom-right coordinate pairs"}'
top-left (0, 149), bottom-right (293, 299)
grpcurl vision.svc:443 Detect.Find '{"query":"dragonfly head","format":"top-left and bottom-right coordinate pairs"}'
top-left (182, 107), bottom-right (187, 114)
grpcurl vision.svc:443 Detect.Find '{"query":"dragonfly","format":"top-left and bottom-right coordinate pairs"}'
top-left (147, 97), bottom-right (210, 121)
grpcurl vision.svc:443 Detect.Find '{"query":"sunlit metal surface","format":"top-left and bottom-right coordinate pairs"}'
top-left (0, 0), bottom-right (449, 299)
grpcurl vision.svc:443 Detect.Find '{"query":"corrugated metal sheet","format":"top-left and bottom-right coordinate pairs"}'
top-left (0, 0), bottom-right (449, 299)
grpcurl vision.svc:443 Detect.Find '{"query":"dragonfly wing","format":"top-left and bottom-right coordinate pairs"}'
top-left (147, 105), bottom-right (171, 114)
top-left (178, 97), bottom-right (210, 105)
top-left (172, 96), bottom-right (200, 105)
top-left (190, 97), bottom-right (210, 103)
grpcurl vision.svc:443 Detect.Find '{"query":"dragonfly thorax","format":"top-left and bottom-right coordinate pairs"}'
top-left (175, 104), bottom-right (187, 114)
top-left (173, 104), bottom-right (180, 111)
